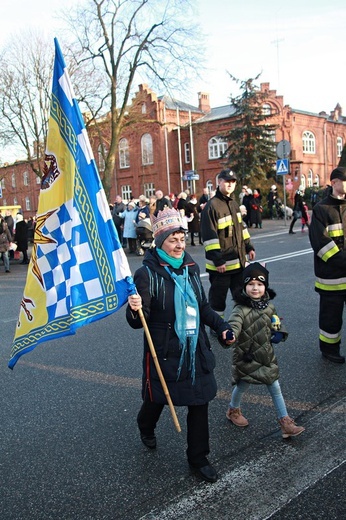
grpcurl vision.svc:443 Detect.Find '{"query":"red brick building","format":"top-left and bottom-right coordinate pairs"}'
top-left (1, 82), bottom-right (346, 218)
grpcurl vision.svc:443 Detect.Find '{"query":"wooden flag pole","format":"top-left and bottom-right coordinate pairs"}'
top-left (138, 308), bottom-right (181, 433)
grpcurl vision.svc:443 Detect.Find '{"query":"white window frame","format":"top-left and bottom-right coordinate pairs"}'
top-left (121, 185), bottom-right (132, 201)
top-left (208, 136), bottom-right (228, 160)
top-left (337, 137), bottom-right (343, 158)
top-left (307, 169), bottom-right (313, 188)
top-left (11, 173), bottom-right (16, 188)
top-left (23, 171), bottom-right (29, 186)
top-left (141, 133), bottom-right (153, 165)
top-left (144, 182), bottom-right (155, 198)
top-left (302, 131), bottom-right (316, 154)
top-left (184, 142), bottom-right (190, 163)
top-left (262, 103), bottom-right (271, 116)
top-left (119, 138), bottom-right (130, 168)
top-left (25, 196), bottom-right (31, 211)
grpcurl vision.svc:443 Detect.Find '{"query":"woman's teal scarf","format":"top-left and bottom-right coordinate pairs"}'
top-left (156, 247), bottom-right (184, 269)
top-left (162, 265), bottom-right (199, 384)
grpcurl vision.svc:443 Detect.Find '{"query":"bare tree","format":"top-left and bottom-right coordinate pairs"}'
top-left (0, 31), bottom-right (53, 177)
top-left (61, 0), bottom-right (204, 198)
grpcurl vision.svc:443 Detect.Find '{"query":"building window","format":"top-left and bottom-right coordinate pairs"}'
top-left (25, 197), bottom-right (31, 211)
top-left (2, 198), bottom-right (7, 205)
top-left (98, 144), bottom-right (106, 172)
top-left (142, 103), bottom-right (147, 114)
top-left (266, 129), bottom-right (277, 151)
top-left (141, 133), bottom-right (153, 165)
top-left (314, 174), bottom-right (320, 187)
top-left (337, 137), bottom-right (343, 157)
top-left (302, 131), bottom-right (315, 154)
top-left (144, 183), bottom-right (155, 198)
top-left (23, 171), bottom-right (29, 186)
top-left (208, 136), bottom-right (228, 159)
top-left (184, 142), bottom-right (190, 163)
top-left (1, 178), bottom-right (5, 190)
top-left (300, 175), bottom-right (306, 190)
top-left (11, 173), bottom-right (16, 188)
top-left (36, 175), bottom-right (41, 184)
top-left (119, 138), bottom-right (130, 168)
top-left (13, 197), bottom-right (18, 205)
top-left (262, 103), bottom-right (271, 115)
top-left (121, 185), bottom-right (132, 201)
top-left (307, 169), bottom-right (313, 188)
top-left (266, 129), bottom-right (276, 142)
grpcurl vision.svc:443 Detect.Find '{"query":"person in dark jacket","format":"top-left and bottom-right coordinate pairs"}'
top-left (224, 262), bottom-right (305, 438)
top-left (186, 194), bottom-right (202, 245)
top-left (267, 185), bottom-right (277, 220)
top-left (112, 195), bottom-right (126, 247)
top-left (127, 208), bottom-right (234, 483)
top-left (155, 189), bottom-right (172, 213)
top-left (249, 188), bottom-right (262, 228)
top-left (14, 214), bottom-right (29, 264)
top-left (241, 187), bottom-right (253, 227)
top-left (4, 211), bottom-right (14, 236)
top-left (200, 169), bottom-right (256, 323)
top-left (309, 166), bottom-right (346, 363)
top-left (288, 187), bottom-right (305, 234)
top-left (0, 219), bottom-right (12, 272)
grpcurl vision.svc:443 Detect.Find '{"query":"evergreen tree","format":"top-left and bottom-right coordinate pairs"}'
top-left (221, 74), bottom-right (279, 184)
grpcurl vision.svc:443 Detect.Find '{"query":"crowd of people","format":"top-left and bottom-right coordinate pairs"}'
top-left (109, 178), bottom-right (321, 261)
top-left (0, 210), bottom-right (34, 272)
top-left (110, 188), bottom-right (208, 255)
top-left (109, 178), bottom-right (325, 259)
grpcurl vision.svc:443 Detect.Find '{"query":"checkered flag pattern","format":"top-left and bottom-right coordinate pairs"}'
top-left (37, 199), bottom-right (103, 320)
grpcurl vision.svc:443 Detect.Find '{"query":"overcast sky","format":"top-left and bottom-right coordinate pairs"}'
top-left (0, 0), bottom-right (345, 147)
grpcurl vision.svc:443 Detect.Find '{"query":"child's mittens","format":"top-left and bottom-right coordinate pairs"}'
top-left (218, 327), bottom-right (235, 348)
top-left (225, 329), bottom-right (235, 341)
top-left (271, 331), bottom-right (284, 344)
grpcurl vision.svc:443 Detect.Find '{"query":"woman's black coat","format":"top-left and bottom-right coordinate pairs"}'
top-left (126, 248), bottom-right (230, 406)
top-left (15, 221), bottom-right (28, 252)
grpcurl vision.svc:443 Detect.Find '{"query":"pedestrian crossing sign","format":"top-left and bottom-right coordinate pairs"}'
top-left (276, 158), bottom-right (289, 175)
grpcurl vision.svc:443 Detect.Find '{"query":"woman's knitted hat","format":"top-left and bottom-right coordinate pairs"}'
top-left (151, 208), bottom-right (187, 249)
top-left (242, 262), bottom-right (269, 290)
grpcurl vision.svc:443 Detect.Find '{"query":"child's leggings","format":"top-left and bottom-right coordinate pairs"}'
top-left (229, 379), bottom-right (288, 419)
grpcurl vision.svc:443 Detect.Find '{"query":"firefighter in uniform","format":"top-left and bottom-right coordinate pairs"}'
top-left (200, 169), bottom-right (256, 321)
top-left (309, 166), bottom-right (346, 363)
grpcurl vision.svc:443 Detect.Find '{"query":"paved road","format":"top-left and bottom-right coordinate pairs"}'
top-left (0, 218), bottom-right (345, 519)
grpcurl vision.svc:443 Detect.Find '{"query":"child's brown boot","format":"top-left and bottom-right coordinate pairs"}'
top-left (279, 416), bottom-right (305, 438)
top-left (226, 407), bottom-right (249, 427)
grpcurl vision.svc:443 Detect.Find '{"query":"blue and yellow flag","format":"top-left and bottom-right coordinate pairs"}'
top-left (8, 38), bottom-right (136, 369)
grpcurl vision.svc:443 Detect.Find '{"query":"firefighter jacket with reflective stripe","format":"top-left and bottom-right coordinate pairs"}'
top-left (200, 188), bottom-right (255, 273)
top-left (309, 194), bottom-right (346, 294)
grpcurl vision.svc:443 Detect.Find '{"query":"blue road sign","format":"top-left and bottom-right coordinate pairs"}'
top-left (276, 158), bottom-right (289, 175)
